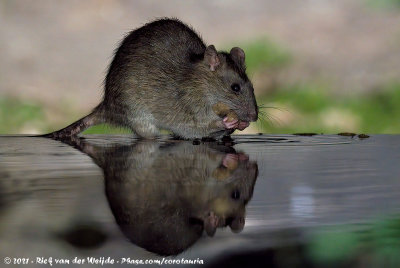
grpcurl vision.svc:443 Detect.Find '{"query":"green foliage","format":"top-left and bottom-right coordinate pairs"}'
top-left (346, 83), bottom-right (400, 133)
top-left (0, 97), bottom-right (45, 134)
top-left (307, 216), bottom-right (400, 266)
top-left (366, 0), bottom-right (400, 9)
top-left (308, 229), bottom-right (359, 263)
top-left (257, 83), bottom-right (400, 134)
top-left (230, 38), bottom-right (291, 74)
top-left (82, 124), bottom-right (132, 134)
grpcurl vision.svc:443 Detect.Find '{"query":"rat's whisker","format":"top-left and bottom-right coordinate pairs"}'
top-left (257, 110), bottom-right (283, 127)
top-left (258, 104), bottom-right (289, 113)
top-left (255, 114), bottom-right (278, 132)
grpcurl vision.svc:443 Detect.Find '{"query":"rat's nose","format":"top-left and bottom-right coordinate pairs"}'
top-left (249, 112), bottom-right (257, 121)
top-left (247, 98), bottom-right (258, 121)
top-left (249, 108), bottom-right (258, 121)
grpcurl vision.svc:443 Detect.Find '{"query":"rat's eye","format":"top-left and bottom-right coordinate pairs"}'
top-left (231, 83), bottom-right (241, 93)
top-left (231, 189), bottom-right (241, 200)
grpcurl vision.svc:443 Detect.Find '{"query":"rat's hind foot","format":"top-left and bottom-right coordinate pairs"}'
top-left (131, 121), bottom-right (160, 139)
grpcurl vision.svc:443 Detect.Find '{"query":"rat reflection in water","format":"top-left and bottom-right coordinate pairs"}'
top-left (65, 137), bottom-right (258, 255)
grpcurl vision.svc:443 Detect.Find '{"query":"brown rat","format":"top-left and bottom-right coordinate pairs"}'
top-left (44, 18), bottom-right (258, 139)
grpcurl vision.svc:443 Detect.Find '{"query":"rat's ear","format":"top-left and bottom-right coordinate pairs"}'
top-left (204, 45), bottom-right (220, 71)
top-left (230, 47), bottom-right (245, 68)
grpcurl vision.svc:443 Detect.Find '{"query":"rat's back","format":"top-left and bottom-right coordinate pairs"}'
top-left (105, 18), bottom-right (206, 98)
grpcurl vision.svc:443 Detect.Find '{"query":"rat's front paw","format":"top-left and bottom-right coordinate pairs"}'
top-left (222, 117), bottom-right (250, 131)
top-left (222, 116), bottom-right (239, 129)
top-left (237, 121), bottom-right (249, 130)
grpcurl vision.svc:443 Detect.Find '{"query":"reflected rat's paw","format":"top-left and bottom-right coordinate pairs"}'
top-left (222, 153), bottom-right (239, 170)
top-left (204, 212), bottom-right (219, 237)
top-left (237, 153), bottom-right (249, 162)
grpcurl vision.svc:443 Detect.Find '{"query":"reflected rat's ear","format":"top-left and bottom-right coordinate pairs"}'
top-left (204, 45), bottom-right (220, 71)
top-left (230, 47), bottom-right (245, 68)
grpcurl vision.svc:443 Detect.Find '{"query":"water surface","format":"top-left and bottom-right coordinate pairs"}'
top-left (1, 135), bottom-right (399, 267)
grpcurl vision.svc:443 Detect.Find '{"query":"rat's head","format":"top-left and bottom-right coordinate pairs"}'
top-left (200, 45), bottom-right (258, 123)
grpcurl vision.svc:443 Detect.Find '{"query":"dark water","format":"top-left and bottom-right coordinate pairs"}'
top-left (1, 135), bottom-right (400, 267)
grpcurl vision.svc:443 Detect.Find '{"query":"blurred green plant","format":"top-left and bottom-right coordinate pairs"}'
top-left (229, 38), bottom-right (292, 74)
top-left (307, 216), bottom-right (400, 267)
top-left (82, 124), bottom-right (131, 134)
top-left (366, 0), bottom-right (400, 8)
top-left (0, 97), bottom-right (45, 134)
top-left (257, 82), bottom-right (400, 134)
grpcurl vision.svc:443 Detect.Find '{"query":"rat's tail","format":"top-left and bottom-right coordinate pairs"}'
top-left (41, 104), bottom-right (104, 139)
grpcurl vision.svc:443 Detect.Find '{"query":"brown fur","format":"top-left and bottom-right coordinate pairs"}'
top-left (44, 18), bottom-right (258, 139)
